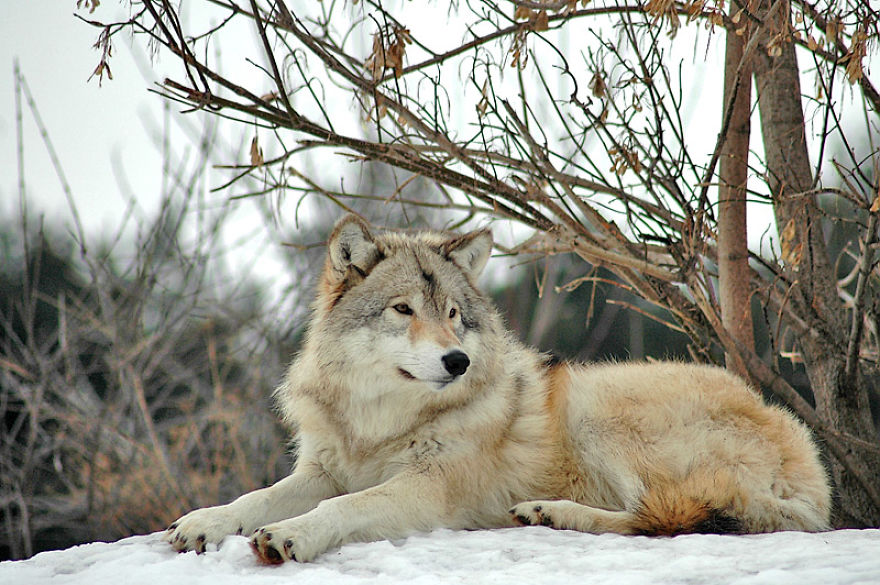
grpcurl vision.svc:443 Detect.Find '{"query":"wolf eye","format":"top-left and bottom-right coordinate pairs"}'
top-left (393, 303), bottom-right (413, 315)
top-left (448, 308), bottom-right (457, 319)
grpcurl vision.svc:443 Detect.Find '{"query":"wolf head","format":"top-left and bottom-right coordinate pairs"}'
top-left (306, 214), bottom-right (497, 394)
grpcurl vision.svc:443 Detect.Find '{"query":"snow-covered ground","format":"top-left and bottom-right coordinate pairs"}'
top-left (3, 528), bottom-right (880, 584)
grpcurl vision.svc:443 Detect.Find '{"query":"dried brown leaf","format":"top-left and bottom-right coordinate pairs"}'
top-left (844, 29), bottom-right (867, 85)
top-left (589, 70), bottom-right (606, 98)
top-left (826, 17), bottom-right (840, 46)
top-left (365, 33), bottom-right (384, 81)
top-left (534, 10), bottom-right (549, 32)
top-left (77, 0), bottom-right (101, 14)
top-left (684, 0), bottom-right (704, 23)
top-left (514, 7), bottom-right (533, 20)
top-left (477, 80), bottom-right (489, 117)
top-left (645, 0), bottom-right (680, 37)
top-left (250, 135), bottom-right (264, 167)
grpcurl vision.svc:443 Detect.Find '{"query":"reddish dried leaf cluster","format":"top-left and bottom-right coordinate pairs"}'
top-left (843, 27), bottom-right (868, 85)
top-left (608, 145), bottom-right (642, 176)
top-left (645, 0), bottom-right (681, 37)
top-left (88, 25), bottom-right (113, 87)
top-left (510, 6), bottom-right (559, 69)
top-left (76, 0), bottom-right (100, 14)
top-left (365, 26), bottom-right (412, 81)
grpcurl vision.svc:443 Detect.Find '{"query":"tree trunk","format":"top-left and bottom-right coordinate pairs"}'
top-left (751, 0), bottom-right (880, 527)
top-left (717, 18), bottom-right (755, 383)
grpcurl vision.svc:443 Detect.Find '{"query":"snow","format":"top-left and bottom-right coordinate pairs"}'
top-left (3, 528), bottom-right (880, 585)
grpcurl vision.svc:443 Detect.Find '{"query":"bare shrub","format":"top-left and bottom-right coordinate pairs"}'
top-left (0, 153), bottom-right (296, 562)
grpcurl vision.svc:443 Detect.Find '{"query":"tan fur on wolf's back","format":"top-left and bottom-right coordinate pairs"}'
top-left (164, 214), bottom-right (830, 564)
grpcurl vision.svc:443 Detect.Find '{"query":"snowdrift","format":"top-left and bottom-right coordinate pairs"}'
top-left (3, 527), bottom-right (880, 584)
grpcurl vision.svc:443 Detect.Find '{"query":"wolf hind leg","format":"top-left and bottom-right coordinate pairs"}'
top-left (510, 491), bottom-right (742, 536)
top-left (509, 500), bottom-right (637, 534)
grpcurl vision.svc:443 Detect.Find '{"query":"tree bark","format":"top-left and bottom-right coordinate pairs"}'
top-left (717, 19), bottom-right (755, 383)
top-left (751, 0), bottom-right (880, 527)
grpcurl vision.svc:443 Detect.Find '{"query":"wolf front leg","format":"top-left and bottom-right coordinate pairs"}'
top-left (251, 470), bottom-right (448, 563)
top-left (166, 461), bottom-right (340, 553)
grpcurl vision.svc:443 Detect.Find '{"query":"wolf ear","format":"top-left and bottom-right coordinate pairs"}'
top-left (327, 214), bottom-right (381, 277)
top-left (443, 228), bottom-right (493, 280)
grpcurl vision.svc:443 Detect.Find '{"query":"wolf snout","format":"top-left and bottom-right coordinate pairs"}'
top-left (442, 350), bottom-right (470, 377)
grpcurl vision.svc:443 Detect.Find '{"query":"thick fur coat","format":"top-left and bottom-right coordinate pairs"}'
top-left (166, 215), bottom-right (830, 563)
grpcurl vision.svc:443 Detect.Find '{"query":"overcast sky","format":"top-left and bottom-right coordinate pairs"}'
top-left (1, 3), bottom-right (168, 234)
top-left (1, 3), bottom-right (300, 297)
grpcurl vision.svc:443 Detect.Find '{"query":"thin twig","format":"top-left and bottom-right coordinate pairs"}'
top-left (844, 213), bottom-right (879, 384)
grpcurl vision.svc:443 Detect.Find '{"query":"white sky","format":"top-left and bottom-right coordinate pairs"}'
top-left (1, 3), bottom-right (166, 234)
top-left (0, 3), bottom-right (300, 302)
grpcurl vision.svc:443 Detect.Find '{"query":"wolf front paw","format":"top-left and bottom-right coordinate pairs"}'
top-left (165, 505), bottom-right (245, 553)
top-left (250, 528), bottom-right (296, 564)
top-left (510, 500), bottom-right (557, 528)
top-left (250, 518), bottom-right (327, 564)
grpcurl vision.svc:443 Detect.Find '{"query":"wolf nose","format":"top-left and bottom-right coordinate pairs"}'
top-left (442, 350), bottom-right (470, 377)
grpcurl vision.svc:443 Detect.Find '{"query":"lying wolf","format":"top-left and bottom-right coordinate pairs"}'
top-left (166, 214), bottom-right (830, 563)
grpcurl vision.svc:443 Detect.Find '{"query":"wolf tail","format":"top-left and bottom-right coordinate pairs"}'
top-left (632, 486), bottom-right (742, 536)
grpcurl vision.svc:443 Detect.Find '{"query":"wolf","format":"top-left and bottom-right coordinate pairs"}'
top-left (165, 214), bottom-right (831, 563)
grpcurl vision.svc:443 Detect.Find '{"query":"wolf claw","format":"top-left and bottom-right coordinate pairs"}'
top-left (283, 539), bottom-right (296, 561)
